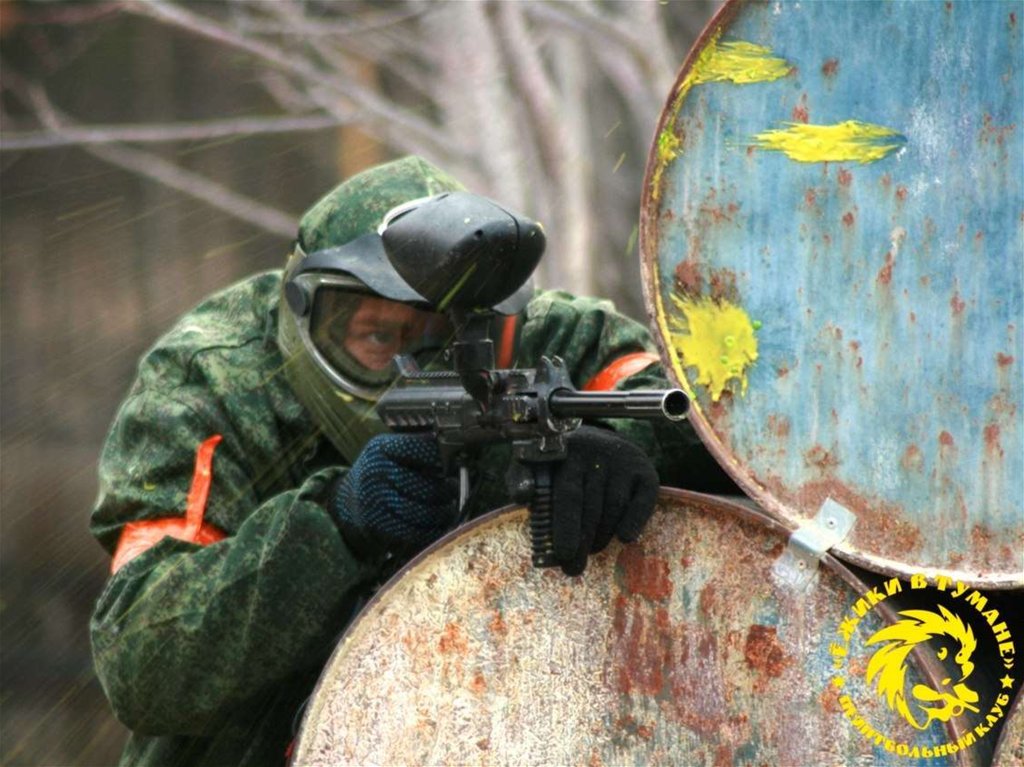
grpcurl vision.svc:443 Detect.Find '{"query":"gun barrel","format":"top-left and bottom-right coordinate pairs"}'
top-left (548, 388), bottom-right (688, 421)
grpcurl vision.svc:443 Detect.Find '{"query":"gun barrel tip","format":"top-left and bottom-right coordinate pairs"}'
top-left (662, 390), bottom-right (689, 420)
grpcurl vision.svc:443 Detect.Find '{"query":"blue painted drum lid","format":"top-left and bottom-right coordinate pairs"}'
top-left (641, 0), bottom-right (1023, 586)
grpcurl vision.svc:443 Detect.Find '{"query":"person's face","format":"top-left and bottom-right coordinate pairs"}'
top-left (341, 296), bottom-right (432, 371)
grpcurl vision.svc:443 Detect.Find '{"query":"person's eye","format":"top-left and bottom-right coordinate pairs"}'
top-left (367, 330), bottom-right (396, 346)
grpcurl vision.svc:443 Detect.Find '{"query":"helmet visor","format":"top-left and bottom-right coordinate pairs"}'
top-left (309, 286), bottom-right (454, 388)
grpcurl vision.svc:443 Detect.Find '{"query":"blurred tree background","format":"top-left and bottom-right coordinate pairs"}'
top-left (0, 1), bottom-right (717, 763)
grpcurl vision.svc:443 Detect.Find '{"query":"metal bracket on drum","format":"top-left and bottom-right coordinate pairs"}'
top-left (772, 498), bottom-right (856, 591)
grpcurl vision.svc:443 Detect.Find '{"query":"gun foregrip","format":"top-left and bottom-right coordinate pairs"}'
top-left (529, 463), bottom-right (557, 568)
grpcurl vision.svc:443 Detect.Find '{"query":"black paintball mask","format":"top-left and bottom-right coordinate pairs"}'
top-left (281, 192), bottom-right (545, 402)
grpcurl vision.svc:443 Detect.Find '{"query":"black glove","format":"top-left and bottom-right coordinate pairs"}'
top-left (551, 425), bottom-right (659, 576)
top-left (332, 434), bottom-right (459, 557)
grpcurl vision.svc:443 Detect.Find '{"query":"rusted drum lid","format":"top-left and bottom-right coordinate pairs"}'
top-left (294, 491), bottom-right (980, 766)
top-left (640, 0), bottom-right (1023, 586)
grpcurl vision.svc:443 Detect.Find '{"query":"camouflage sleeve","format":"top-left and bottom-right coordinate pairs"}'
top-left (90, 388), bottom-right (379, 736)
top-left (518, 290), bottom-right (738, 493)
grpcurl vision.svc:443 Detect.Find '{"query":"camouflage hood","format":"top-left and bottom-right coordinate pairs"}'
top-left (278, 156), bottom-right (464, 462)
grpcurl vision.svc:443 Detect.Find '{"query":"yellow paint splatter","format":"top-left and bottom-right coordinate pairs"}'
top-left (685, 37), bottom-right (792, 89)
top-left (752, 120), bottom-right (907, 164)
top-left (651, 30), bottom-right (791, 202)
top-left (670, 295), bottom-right (759, 402)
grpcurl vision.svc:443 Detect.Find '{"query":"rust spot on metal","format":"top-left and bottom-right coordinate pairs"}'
top-left (981, 114), bottom-right (1017, 146)
top-left (804, 188), bottom-right (817, 207)
top-left (822, 58), bottom-right (839, 77)
top-left (675, 258), bottom-right (703, 295)
top-left (971, 524), bottom-right (994, 552)
top-left (714, 745), bottom-right (733, 767)
top-left (670, 625), bottom-right (727, 736)
top-left (880, 173), bottom-right (892, 189)
top-left (617, 546), bottom-right (673, 602)
top-left (951, 292), bottom-right (966, 315)
top-left (776, 364), bottom-right (790, 378)
top-left (767, 414), bottom-right (791, 438)
top-left (909, 311), bottom-right (917, 323)
top-left (819, 684), bottom-right (843, 715)
top-left (611, 596), bottom-right (671, 697)
top-left (743, 625), bottom-right (791, 689)
top-left (939, 430), bottom-right (955, 447)
top-left (792, 95), bottom-right (809, 124)
top-left (984, 423), bottom-right (1004, 457)
top-left (876, 252), bottom-right (894, 285)
top-left (438, 622), bottom-right (468, 655)
top-left (837, 168), bottom-right (852, 187)
top-left (901, 444), bottom-right (924, 473)
top-left (476, 737), bottom-right (490, 751)
top-left (698, 584), bottom-right (718, 618)
top-left (895, 185), bottom-right (908, 201)
top-left (708, 267), bottom-right (738, 302)
top-left (470, 672), bottom-right (487, 694)
top-left (805, 444), bottom-right (840, 472)
top-left (698, 200), bottom-right (740, 226)
top-left (997, 353), bottom-right (1015, 367)
top-left (488, 610), bottom-right (508, 636)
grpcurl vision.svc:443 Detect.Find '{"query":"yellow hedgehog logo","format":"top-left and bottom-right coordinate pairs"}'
top-left (864, 606), bottom-right (980, 730)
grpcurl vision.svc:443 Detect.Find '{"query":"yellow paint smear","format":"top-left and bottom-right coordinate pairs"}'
top-left (753, 120), bottom-right (906, 163)
top-left (651, 31), bottom-right (791, 202)
top-left (686, 37), bottom-right (792, 89)
top-left (670, 295), bottom-right (759, 402)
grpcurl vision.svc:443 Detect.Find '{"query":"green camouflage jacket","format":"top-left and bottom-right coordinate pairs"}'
top-left (90, 272), bottom-right (732, 767)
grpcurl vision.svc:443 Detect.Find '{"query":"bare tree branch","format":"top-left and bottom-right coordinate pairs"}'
top-left (495, 3), bottom-right (567, 176)
top-left (122, 0), bottom-right (460, 159)
top-left (232, 5), bottom-right (430, 39)
top-left (6, 69), bottom-right (296, 237)
top-left (0, 114), bottom-right (354, 151)
top-left (525, 2), bottom-right (650, 68)
top-left (6, 2), bottom-right (120, 26)
top-left (81, 141), bottom-right (296, 237)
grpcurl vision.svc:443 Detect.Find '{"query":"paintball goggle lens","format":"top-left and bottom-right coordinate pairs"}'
top-left (286, 268), bottom-right (454, 399)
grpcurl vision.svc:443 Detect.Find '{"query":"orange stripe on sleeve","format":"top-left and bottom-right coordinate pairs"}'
top-left (582, 352), bottom-right (660, 392)
top-left (111, 434), bottom-right (227, 574)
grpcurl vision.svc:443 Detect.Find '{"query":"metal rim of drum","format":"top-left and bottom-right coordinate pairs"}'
top-left (639, 0), bottom-right (1023, 588)
top-left (992, 687), bottom-right (1024, 767)
top-left (294, 490), bottom-right (983, 766)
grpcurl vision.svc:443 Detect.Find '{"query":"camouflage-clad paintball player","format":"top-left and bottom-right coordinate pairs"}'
top-left (90, 157), bottom-right (735, 766)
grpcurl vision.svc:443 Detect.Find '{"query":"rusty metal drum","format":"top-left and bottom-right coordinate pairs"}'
top-left (293, 491), bottom-right (983, 766)
top-left (640, 0), bottom-right (1023, 586)
top-left (993, 688), bottom-right (1024, 767)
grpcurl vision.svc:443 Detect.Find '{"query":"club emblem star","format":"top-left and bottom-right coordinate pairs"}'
top-left (1000, 674), bottom-right (1015, 689)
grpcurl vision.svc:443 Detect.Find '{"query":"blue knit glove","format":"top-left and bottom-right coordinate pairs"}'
top-left (332, 434), bottom-right (460, 557)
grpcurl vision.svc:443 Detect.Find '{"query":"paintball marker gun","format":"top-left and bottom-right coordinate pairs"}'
top-left (376, 192), bottom-right (688, 568)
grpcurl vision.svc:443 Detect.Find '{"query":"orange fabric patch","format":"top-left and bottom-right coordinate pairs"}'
top-left (111, 434), bottom-right (227, 574)
top-left (497, 315), bottom-right (518, 369)
top-left (583, 352), bottom-right (660, 392)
